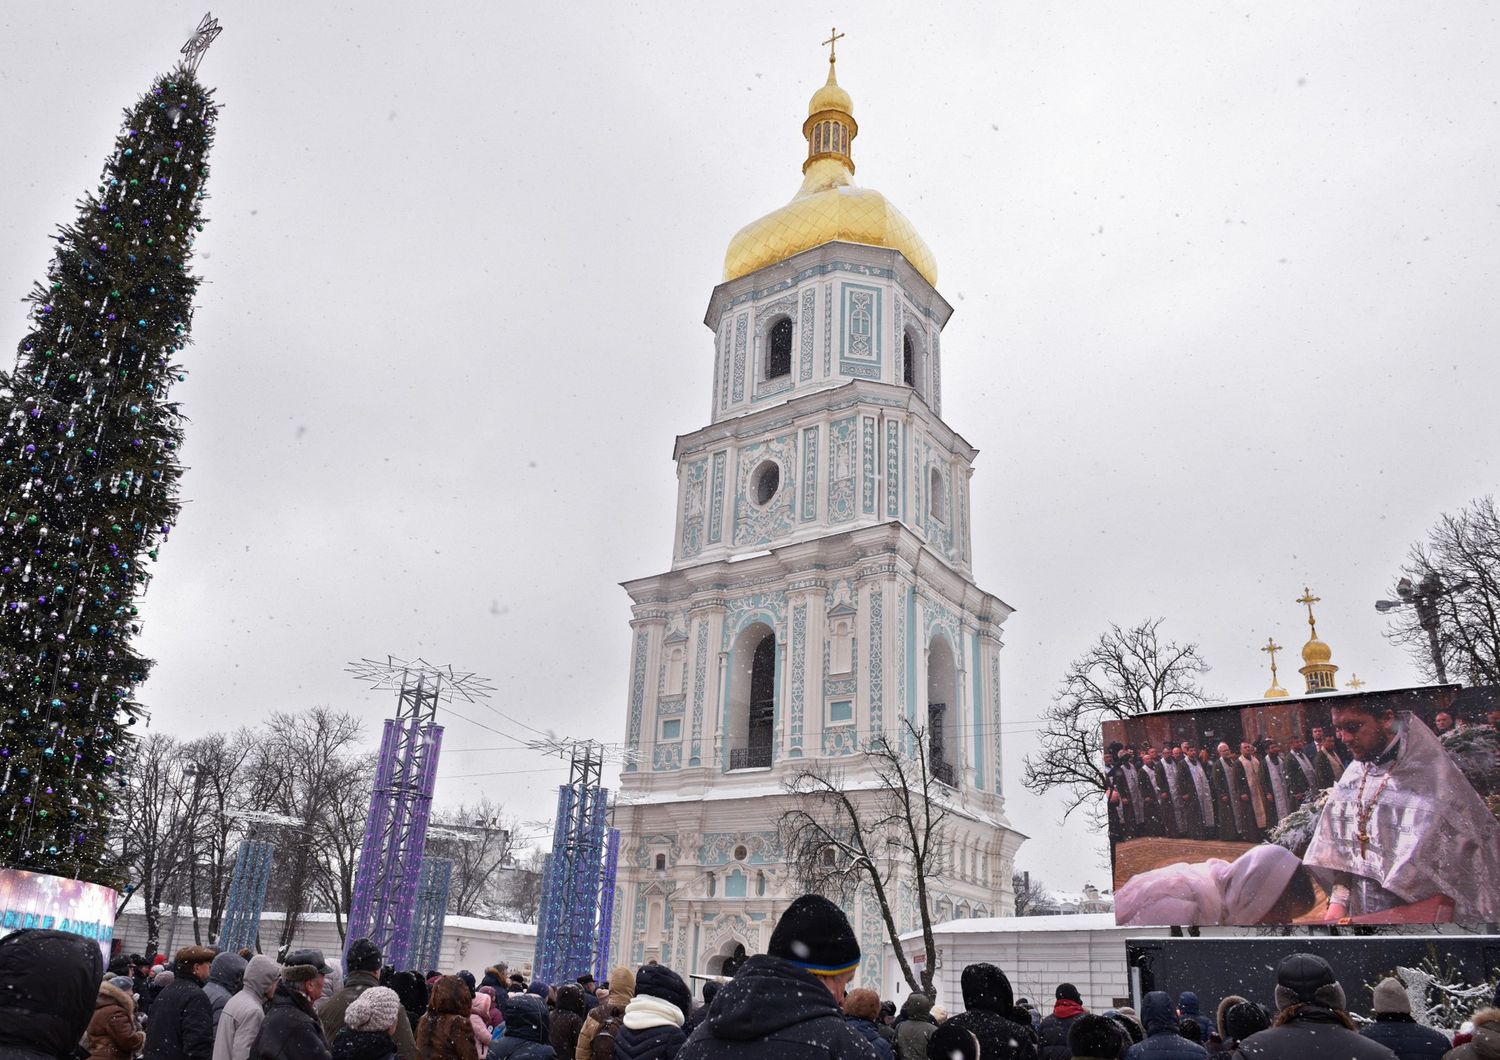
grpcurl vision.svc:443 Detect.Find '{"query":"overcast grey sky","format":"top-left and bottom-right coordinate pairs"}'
top-left (2, 2), bottom-right (1497, 886)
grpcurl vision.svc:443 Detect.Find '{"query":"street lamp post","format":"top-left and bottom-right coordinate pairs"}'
top-left (1375, 573), bottom-right (1465, 684)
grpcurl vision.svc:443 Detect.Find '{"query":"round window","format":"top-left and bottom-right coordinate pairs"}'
top-left (734, 844), bottom-right (748, 862)
top-left (752, 460), bottom-right (780, 506)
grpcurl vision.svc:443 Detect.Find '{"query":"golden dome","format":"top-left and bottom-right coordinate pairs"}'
top-left (808, 63), bottom-right (853, 117)
top-left (1302, 638), bottom-right (1333, 665)
top-left (1263, 684), bottom-right (1290, 699)
top-left (723, 58), bottom-right (938, 288)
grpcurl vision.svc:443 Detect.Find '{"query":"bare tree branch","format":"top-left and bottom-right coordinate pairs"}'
top-left (779, 716), bottom-right (950, 996)
top-left (1021, 619), bottom-right (1212, 824)
top-left (1385, 496), bottom-right (1500, 685)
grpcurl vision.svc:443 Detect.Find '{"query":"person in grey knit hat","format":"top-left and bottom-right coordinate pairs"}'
top-left (1357, 977), bottom-right (1450, 1060)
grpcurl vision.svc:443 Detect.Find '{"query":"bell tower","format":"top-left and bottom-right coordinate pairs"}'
top-left (611, 42), bottom-right (1024, 988)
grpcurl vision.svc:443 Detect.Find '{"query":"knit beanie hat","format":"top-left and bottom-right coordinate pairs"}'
top-left (346, 938), bottom-right (382, 973)
top-left (1274, 953), bottom-right (1346, 1013)
top-left (347, 986), bottom-right (402, 1032)
top-left (634, 964), bottom-right (691, 1018)
top-left (768, 894), bottom-right (860, 976)
top-left (1055, 983), bottom-right (1082, 1003)
top-left (1372, 977), bottom-right (1411, 1015)
top-left (1068, 1014), bottom-right (1123, 1057)
top-left (1223, 1002), bottom-right (1269, 1042)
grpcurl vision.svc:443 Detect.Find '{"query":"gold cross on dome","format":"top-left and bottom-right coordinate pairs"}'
top-left (1347, 674), bottom-right (1366, 690)
top-left (822, 27), bottom-right (846, 63)
top-left (1297, 586), bottom-right (1322, 637)
top-left (1262, 637), bottom-right (1284, 681)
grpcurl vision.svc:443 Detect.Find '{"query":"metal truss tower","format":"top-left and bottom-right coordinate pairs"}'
top-left (593, 826), bottom-right (621, 981)
top-left (345, 657), bottom-right (492, 968)
top-left (217, 839), bottom-right (275, 953)
top-left (409, 856), bottom-right (453, 972)
top-left (533, 741), bottom-right (610, 983)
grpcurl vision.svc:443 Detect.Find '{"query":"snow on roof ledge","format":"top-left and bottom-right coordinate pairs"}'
top-left (897, 913), bottom-right (1122, 941)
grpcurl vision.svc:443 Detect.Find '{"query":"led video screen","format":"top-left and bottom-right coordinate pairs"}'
top-left (1102, 685), bottom-right (1500, 926)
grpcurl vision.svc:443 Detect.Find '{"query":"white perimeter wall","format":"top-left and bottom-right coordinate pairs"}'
top-left (114, 908), bottom-right (537, 978)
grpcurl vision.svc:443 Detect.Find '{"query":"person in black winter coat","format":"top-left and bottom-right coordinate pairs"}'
top-left (0, 928), bottom-right (103, 1060)
top-left (1176, 995), bottom-right (1212, 1043)
top-left (1357, 978), bottom-right (1450, 1060)
top-left (551, 984), bottom-right (591, 1060)
top-left (1067, 1016), bottom-right (1125, 1060)
top-left (250, 963), bottom-right (335, 1060)
top-left (145, 946), bottom-right (220, 1060)
top-left (945, 964), bottom-right (1038, 1060)
top-left (1038, 985), bottom-right (1087, 1060)
top-left (1235, 954), bottom-right (1396, 1060)
top-left (488, 994), bottom-right (557, 1060)
top-left (1218, 1003), bottom-right (1267, 1053)
top-left (614, 965), bottom-right (690, 1060)
top-left (676, 894), bottom-right (878, 1060)
top-left (1123, 992), bottom-right (1205, 1059)
top-left (681, 982), bottom-right (719, 1040)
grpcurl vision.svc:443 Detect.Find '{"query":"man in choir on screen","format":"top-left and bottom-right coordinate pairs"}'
top-left (1302, 702), bottom-right (1500, 923)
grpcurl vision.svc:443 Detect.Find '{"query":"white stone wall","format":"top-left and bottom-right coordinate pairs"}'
top-left (112, 908), bottom-right (536, 977)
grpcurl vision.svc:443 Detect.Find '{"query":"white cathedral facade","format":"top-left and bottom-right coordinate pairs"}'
top-left (609, 53), bottom-right (1025, 990)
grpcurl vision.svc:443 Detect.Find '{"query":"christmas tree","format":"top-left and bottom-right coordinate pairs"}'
top-left (0, 20), bottom-right (221, 882)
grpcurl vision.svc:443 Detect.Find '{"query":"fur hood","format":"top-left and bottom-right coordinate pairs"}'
top-left (97, 981), bottom-right (136, 1012)
top-left (1216, 994), bottom-right (1248, 1037)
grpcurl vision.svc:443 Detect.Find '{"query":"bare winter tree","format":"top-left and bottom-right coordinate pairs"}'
top-left (308, 750), bottom-right (374, 943)
top-left (779, 716), bottom-right (947, 997)
top-left (499, 847), bottom-right (546, 923)
top-left (1383, 496), bottom-right (1500, 686)
top-left (1022, 619), bottom-right (1211, 825)
top-left (1010, 871), bottom-right (1048, 917)
top-left (179, 730), bottom-right (253, 944)
top-left (244, 706), bottom-right (365, 952)
top-left (427, 797), bottom-right (517, 917)
top-left (112, 733), bottom-right (204, 954)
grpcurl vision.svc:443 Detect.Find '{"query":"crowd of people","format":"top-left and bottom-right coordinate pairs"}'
top-left (1, 894), bottom-right (1496, 1060)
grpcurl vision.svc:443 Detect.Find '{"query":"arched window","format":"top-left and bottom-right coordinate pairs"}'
top-left (726, 622), bottom-right (776, 770)
top-left (927, 635), bottom-right (958, 787)
top-left (707, 872), bottom-right (716, 897)
top-left (766, 318), bottom-right (793, 379)
top-left (903, 332), bottom-right (916, 386)
top-left (752, 460), bottom-right (781, 506)
top-left (830, 619), bottom-right (853, 673)
top-left (820, 846), bottom-right (837, 867)
top-left (654, 853), bottom-right (666, 871)
top-left (929, 467), bottom-right (944, 521)
top-left (665, 646), bottom-right (685, 693)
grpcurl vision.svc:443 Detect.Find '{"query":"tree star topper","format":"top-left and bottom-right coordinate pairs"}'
top-left (180, 13), bottom-right (223, 75)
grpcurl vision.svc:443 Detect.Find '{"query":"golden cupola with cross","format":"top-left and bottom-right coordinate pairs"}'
top-left (1296, 587), bottom-right (1340, 694)
top-left (723, 33), bottom-right (938, 287)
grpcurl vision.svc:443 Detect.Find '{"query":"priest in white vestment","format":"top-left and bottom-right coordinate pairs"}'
top-left (1303, 705), bottom-right (1500, 923)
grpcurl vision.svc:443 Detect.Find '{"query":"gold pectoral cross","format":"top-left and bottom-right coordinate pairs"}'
top-left (1357, 829), bottom-right (1370, 856)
